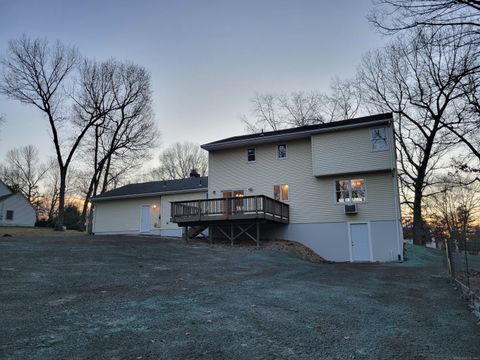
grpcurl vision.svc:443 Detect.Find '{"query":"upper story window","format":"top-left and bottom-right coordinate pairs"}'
top-left (277, 144), bottom-right (287, 159)
top-left (247, 148), bottom-right (256, 162)
top-left (6, 210), bottom-right (14, 220)
top-left (335, 179), bottom-right (366, 203)
top-left (370, 127), bottom-right (388, 151)
top-left (274, 184), bottom-right (289, 201)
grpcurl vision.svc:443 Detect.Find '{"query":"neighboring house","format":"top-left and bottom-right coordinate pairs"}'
top-left (0, 180), bottom-right (36, 227)
top-left (172, 113), bottom-right (403, 262)
top-left (90, 176), bottom-right (208, 236)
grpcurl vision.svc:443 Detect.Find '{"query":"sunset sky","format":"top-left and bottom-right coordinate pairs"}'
top-left (0, 0), bottom-right (387, 164)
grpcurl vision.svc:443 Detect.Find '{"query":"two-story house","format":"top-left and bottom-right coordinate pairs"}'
top-left (172, 113), bottom-right (403, 262)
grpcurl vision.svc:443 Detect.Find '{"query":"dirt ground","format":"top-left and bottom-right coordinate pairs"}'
top-left (1, 236), bottom-right (479, 359)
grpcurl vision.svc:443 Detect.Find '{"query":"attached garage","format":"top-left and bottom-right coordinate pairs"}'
top-left (91, 176), bottom-right (207, 237)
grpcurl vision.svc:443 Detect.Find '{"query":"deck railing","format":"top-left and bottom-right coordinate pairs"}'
top-left (171, 195), bottom-right (289, 224)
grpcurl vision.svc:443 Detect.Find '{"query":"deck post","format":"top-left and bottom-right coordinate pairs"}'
top-left (209, 225), bottom-right (213, 245)
top-left (184, 226), bottom-right (189, 244)
top-left (230, 223), bottom-right (234, 247)
top-left (256, 222), bottom-right (260, 248)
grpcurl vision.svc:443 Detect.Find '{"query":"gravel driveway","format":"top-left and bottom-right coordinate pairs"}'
top-left (1, 236), bottom-right (479, 359)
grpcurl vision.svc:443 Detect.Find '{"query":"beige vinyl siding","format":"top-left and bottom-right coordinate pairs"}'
top-left (160, 191), bottom-right (207, 230)
top-left (208, 138), bottom-right (397, 223)
top-left (93, 197), bottom-right (161, 234)
top-left (311, 125), bottom-right (393, 177)
top-left (0, 194), bottom-right (36, 227)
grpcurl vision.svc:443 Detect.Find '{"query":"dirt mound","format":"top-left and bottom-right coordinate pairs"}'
top-left (261, 239), bottom-right (327, 263)
top-left (192, 237), bottom-right (327, 263)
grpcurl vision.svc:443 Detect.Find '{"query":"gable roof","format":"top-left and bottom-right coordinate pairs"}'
top-left (201, 113), bottom-right (393, 151)
top-left (91, 176), bottom-right (208, 202)
top-left (0, 193), bottom-right (16, 202)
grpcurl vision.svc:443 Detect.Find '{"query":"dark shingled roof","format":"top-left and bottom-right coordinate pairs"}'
top-left (0, 193), bottom-right (16, 202)
top-left (92, 176), bottom-right (208, 201)
top-left (202, 113), bottom-right (393, 150)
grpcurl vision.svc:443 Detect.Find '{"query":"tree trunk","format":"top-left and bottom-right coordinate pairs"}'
top-left (55, 168), bottom-right (67, 231)
top-left (101, 156), bottom-right (112, 194)
top-left (412, 186), bottom-right (424, 245)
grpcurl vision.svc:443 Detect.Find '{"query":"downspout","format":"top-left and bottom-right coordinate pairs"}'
top-left (389, 119), bottom-right (403, 261)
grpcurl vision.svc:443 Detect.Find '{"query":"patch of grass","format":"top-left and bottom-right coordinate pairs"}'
top-left (0, 226), bottom-right (85, 237)
top-left (402, 243), bottom-right (444, 265)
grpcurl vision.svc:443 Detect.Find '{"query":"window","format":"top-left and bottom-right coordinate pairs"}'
top-left (273, 184), bottom-right (289, 201)
top-left (6, 210), bottom-right (14, 220)
top-left (222, 190), bottom-right (244, 212)
top-left (335, 179), bottom-right (366, 203)
top-left (277, 144), bottom-right (287, 159)
top-left (247, 148), bottom-right (256, 162)
top-left (370, 127), bottom-right (388, 151)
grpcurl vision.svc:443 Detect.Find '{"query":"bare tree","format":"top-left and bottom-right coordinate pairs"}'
top-left (0, 36), bottom-right (120, 229)
top-left (0, 145), bottom-right (48, 213)
top-left (427, 175), bottom-right (480, 251)
top-left (358, 28), bottom-right (478, 244)
top-left (241, 91), bottom-right (325, 133)
top-left (241, 82), bottom-right (365, 133)
top-left (38, 158), bottom-right (77, 222)
top-left (76, 61), bottom-right (158, 229)
top-left (369, 0), bottom-right (480, 45)
top-left (150, 142), bottom-right (208, 180)
top-left (321, 77), bottom-right (364, 122)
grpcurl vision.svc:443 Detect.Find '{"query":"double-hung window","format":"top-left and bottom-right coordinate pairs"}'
top-left (277, 144), bottom-right (287, 159)
top-left (335, 179), bottom-right (366, 203)
top-left (247, 148), bottom-right (256, 162)
top-left (6, 210), bottom-right (14, 220)
top-left (370, 127), bottom-right (388, 151)
top-left (273, 184), bottom-right (289, 201)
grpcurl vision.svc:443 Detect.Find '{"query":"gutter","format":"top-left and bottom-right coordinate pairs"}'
top-left (202, 118), bottom-right (392, 151)
top-left (90, 187), bottom-right (208, 202)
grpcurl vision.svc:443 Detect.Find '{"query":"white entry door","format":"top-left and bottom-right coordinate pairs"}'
top-left (350, 223), bottom-right (371, 262)
top-left (140, 205), bottom-right (151, 233)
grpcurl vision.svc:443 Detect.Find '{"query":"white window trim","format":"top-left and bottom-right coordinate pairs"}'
top-left (273, 184), bottom-right (289, 202)
top-left (333, 178), bottom-right (367, 204)
top-left (247, 147), bottom-right (256, 163)
top-left (277, 144), bottom-right (287, 160)
top-left (370, 126), bottom-right (389, 152)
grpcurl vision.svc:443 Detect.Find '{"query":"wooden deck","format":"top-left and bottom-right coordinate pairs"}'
top-left (171, 195), bottom-right (289, 226)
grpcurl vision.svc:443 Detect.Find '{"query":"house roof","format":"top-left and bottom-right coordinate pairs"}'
top-left (0, 193), bottom-right (16, 202)
top-left (91, 176), bottom-right (208, 202)
top-left (201, 113), bottom-right (393, 151)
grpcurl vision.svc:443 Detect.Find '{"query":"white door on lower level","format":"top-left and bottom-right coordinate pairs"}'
top-left (350, 223), bottom-right (370, 262)
top-left (140, 205), bottom-right (151, 233)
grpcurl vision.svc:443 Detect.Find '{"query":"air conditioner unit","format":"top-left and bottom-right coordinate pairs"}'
top-left (344, 203), bottom-right (358, 215)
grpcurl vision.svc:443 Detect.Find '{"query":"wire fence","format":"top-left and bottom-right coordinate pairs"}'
top-left (444, 235), bottom-right (480, 299)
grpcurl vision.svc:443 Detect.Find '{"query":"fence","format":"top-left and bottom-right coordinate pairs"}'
top-left (444, 235), bottom-right (480, 315)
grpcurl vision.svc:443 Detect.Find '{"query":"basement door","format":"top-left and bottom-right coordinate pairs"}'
top-left (350, 223), bottom-right (371, 262)
top-left (140, 205), bottom-right (151, 233)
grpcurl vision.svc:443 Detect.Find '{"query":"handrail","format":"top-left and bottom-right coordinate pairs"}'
top-left (171, 195), bottom-right (289, 223)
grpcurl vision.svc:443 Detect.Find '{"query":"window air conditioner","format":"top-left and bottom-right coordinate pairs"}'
top-left (344, 203), bottom-right (358, 215)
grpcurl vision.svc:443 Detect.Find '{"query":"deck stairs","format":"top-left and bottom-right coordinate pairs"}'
top-left (187, 225), bottom-right (208, 239)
